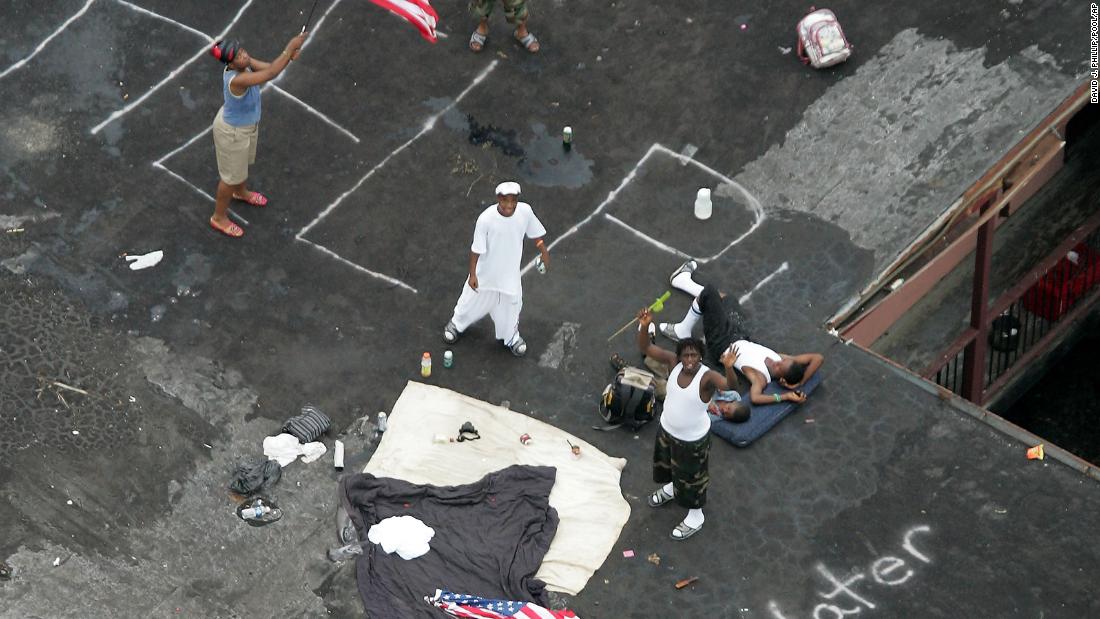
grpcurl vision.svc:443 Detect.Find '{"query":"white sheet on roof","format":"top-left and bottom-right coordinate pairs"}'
top-left (363, 381), bottom-right (630, 596)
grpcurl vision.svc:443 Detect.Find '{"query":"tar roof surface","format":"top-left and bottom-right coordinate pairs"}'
top-left (1, 0), bottom-right (1098, 616)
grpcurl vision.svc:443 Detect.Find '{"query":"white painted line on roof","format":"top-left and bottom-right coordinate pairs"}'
top-left (651, 144), bottom-right (766, 263)
top-left (154, 125), bottom-right (212, 166)
top-left (0, 0), bottom-right (97, 81)
top-left (154, 162), bottom-right (214, 202)
top-left (524, 143), bottom-right (767, 276)
top-left (268, 84), bottom-right (360, 143)
top-left (297, 59), bottom-right (499, 238)
top-left (738, 261), bottom-right (789, 305)
top-left (110, 0), bottom-right (209, 40)
top-left (603, 214), bottom-right (693, 259)
top-left (521, 143), bottom-right (660, 276)
top-left (91, 0), bottom-right (255, 135)
top-left (538, 322), bottom-right (581, 369)
top-left (297, 238), bottom-right (418, 293)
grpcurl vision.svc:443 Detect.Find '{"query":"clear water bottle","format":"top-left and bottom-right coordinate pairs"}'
top-left (443, 350), bottom-right (454, 368)
top-left (241, 502), bottom-right (272, 520)
top-left (421, 352), bottom-right (432, 377)
top-left (377, 412), bottom-right (388, 433)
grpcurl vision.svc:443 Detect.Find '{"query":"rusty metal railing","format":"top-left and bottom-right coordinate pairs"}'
top-left (926, 209), bottom-right (1100, 405)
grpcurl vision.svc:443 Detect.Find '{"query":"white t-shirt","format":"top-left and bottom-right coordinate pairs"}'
top-left (470, 202), bottom-right (546, 296)
top-left (731, 340), bottom-right (780, 384)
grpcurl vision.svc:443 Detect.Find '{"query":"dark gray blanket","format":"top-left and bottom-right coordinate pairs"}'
top-left (339, 465), bottom-right (559, 618)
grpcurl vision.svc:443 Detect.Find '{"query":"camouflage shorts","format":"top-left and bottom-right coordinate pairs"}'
top-left (653, 426), bottom-right (711, 509)
top-left (470, 0), bottom-right (529, 23)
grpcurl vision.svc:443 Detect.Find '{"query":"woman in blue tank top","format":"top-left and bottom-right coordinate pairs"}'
top-left (207, 33), bottom-right (307, 237)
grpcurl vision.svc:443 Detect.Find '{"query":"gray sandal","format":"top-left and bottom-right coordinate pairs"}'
top-left (515, 31), bottom-right (540, 53)
top-left (469, 30), bottom-right (487, 52)
top-left (647, 486), bottom-right (674, 507)
top-left (671, 520), bottom-right (702, 540)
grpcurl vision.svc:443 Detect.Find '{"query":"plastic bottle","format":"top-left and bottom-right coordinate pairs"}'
top-left (443, 350), bottom-right (454, 368)
top-left (563, 126), bottom-right (573, 151)
top-left (421, 352), bottom-right (432, 377)
top-left (333, 440), bottom-right (345, 471)
top-left (694, 188), bottom-right (713, 220)
top-left (535, 255), bottom-right (546, 274)
top-left (377, 412), bottom-right (388, 433)
top-left (241, 503), bottom-right (272, 520)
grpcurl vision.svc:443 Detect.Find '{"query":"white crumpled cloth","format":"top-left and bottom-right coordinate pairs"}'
top-left (367, 515), bottom-right (435, 560)
top-left (263, 433), bottom-right (327, 466)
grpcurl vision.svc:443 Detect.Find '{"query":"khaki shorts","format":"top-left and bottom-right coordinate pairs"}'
top-left (212, 108), bottom-right (258, 185)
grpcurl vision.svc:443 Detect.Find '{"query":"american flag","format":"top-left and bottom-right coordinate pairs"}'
top-left (367, 0), bottom-right (439, 43)
top-left (426, 589), bottom-right (580, 619)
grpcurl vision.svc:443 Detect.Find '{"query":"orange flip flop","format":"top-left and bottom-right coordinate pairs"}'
top-left (233, 191), bottom-right (268, 207)
top-left (210, 217), bottom-right (244, 238)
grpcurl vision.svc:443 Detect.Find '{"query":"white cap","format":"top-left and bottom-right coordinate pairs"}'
top-left (495, 181), bottom-right (521, 196)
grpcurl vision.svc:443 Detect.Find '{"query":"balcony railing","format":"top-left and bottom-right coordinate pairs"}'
top-left (926, 210), bottom-right (1100, 404)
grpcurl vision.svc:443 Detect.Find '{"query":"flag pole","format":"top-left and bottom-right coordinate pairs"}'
top-left (302, 0), bottom-right (319, 32)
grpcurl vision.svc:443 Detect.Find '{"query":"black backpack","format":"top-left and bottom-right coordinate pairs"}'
top-left (598, 367), bottom-right (657, 430)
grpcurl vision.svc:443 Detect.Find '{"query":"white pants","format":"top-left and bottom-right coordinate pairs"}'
top-left (450, 282), bottom-right (522, 344)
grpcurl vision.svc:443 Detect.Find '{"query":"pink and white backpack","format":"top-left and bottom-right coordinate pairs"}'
top-left (797, 8), bottom-right (852, 69)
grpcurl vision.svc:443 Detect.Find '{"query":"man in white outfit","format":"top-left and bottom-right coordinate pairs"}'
top-left (443, 181), bottom-right (550, 357)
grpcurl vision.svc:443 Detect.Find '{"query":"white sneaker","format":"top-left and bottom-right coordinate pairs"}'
top-left (443, 321), bottom-right (460, 344)
top-left (658, 322), bottom-right (682, 341)
top-left (508, 336), bottom-right (527, 357)
top-left (669, 260), bottom-right (699, 286)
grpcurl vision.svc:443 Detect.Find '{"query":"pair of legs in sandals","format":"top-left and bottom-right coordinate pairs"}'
top-left (650, 426), bottom-right (709, 540)
top-left (468, 0), bottom-right (540, 53)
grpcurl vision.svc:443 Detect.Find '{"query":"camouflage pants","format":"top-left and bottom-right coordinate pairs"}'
top-left (470, 0), bottom-right (529, 23)
top-left (653, 426), bottom-right (711, 509)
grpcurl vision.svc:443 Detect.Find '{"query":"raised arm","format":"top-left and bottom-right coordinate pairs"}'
top-left (637, 308), bottom-right (677, 367)
top-left (230, 33), bottom-right (307, 91)
top-left (701, 349), bottom-right (741, 399)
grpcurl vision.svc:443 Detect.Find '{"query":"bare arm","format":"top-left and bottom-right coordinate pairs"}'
top-left (636, 308), bottom-right (676, 366)
top-left (467, 252), bottom-right (480, 290)
top-left (248, 57), bottom-right (272, 71)
top-left (229, 33), bottom-right (306, 92)
top-left (533, 237), bottom-right (550, 269)
top-left (701, 350), bottom-right (740, 399)
top-left (779, 352), bottom-right (824, 389)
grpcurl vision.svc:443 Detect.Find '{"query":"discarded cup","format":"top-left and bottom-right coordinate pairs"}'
top-left (520, 433), bottom-right (532, 446)
top-left (333, 440), bottom-right (345, 471)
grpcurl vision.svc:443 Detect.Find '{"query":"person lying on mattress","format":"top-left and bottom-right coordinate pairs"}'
top-left (710, 389), bottom-right (751, 422)
top-left (655, 259), bottom-right (823, 404)
top-left (727, 340), bottom-right (823, 405)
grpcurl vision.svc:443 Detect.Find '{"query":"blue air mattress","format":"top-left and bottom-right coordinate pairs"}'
top-left (709, 372), bottom-right (823, 447)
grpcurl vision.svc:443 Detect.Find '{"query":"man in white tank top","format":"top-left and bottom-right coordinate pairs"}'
top-left (636, 307), bottom-right (740, 541)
